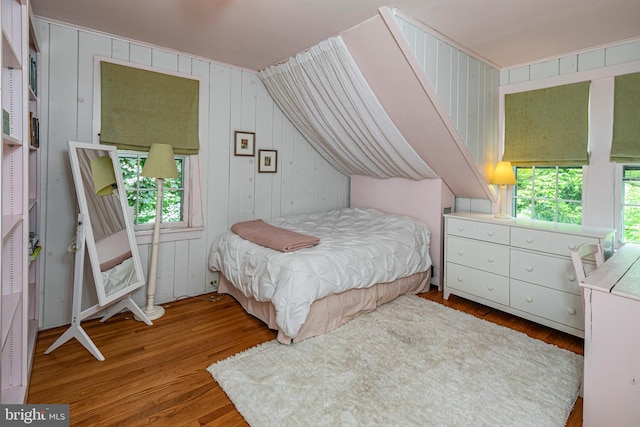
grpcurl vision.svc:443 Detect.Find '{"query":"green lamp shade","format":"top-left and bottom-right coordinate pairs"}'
top-left (142, 143), bottom-right (178, 179)
top-left (91, 155), bottom-right (117, 196)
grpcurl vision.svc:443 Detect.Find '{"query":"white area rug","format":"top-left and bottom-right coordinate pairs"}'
top-left (208, 295), bottom-right (582, 427)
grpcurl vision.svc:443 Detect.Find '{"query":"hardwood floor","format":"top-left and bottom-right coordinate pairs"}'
top-left (28, 288), bottom-right (584, 426)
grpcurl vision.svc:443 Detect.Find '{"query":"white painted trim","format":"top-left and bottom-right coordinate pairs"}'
top-left (500, 60), bottom-right (640, 94)
top-left (504, 36), bottom-right (640, 71)
top-left (134, 226), bottom-right (204, 245)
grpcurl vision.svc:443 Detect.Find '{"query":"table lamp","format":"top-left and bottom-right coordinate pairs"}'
top-left (138, 143), bottom-right (178, 320)
top-left (90, 155), bottom-right (117, 196)
top-left (490, 161), bottom-right (516, 219)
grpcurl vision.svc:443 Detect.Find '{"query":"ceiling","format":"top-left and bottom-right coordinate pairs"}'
top-left (31, 0), bottom-right (640, 71)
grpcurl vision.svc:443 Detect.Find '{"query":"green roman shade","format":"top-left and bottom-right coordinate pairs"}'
top-left (503, 81), bottom-right (590, 166)
top-left (610, 72), bottom-right (640, 163)
top-left (100, 61), bottom-right (199, 155)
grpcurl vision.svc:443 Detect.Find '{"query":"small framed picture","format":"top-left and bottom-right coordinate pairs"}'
top-left (234, 131), bottom-right (255, 156)
top-left (258, 149), bottom-right (278, 173)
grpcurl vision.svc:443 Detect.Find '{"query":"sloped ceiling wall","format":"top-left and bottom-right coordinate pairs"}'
top-left (259, 7), bottom-right (497, 201)
top-left (342, 8), bottom-right (495, 200)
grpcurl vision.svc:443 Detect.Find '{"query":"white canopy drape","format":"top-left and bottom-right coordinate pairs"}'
top-left (258, 36), bottom-right (436, 180)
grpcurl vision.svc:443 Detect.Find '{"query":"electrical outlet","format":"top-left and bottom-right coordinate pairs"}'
top-left (206, 277), bottom-right (219, 292)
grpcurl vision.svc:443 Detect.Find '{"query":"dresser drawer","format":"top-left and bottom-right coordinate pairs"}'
top-left (476, 222), bottom-right (510, 245)
top-left (446, 263), bottom-right (509, 306)
top-left (510, 249), bottom-right (580, 295)
top-left (510, 227), bottom-right (551, 252)
top-left (447, 218), bottom-right (476, 239)
top-left (447, 236), bottom-right (509, 275)
top-left (549, 233), bottom-right (599, 257)
top-left (447, 217), bottom-right (509, 244)
top-left (511, 279), bottom-right (584, 330)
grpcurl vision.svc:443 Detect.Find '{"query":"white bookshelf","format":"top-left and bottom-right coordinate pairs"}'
top-left (1, 0), bottom-right (40, 404)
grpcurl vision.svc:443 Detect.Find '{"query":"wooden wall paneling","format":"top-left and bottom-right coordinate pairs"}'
top-left (578, 49), bottom-right (606, 72)
top-left (227, 68), bottom-right (244, 224)
top-left (449, 48), bottom-right (459, 127)
top-left (207, 63), bottom-right (231, 234)
top-left (254, 80), bottom-right (275, 220)
top-left (607, 40), bottom-right (640, 66)
top-left (292, 132), bottom-right (309, 215)
top-left (187, 58), bottom-right (211, 297)
top-left (111, 39), bottom-right (128, 62)
top-left (466, 57), bottom-right (480, 161)
top-left (314, 155), bottom-right (327, 212)
top-left (77, 32), bottom-right (111, 143)
top-left (436, 40), bottom-right (452, 115)
top-left (457, 53), bottom-right (469, 146)
top-left (42, 25), bottom-right (79, 327)
top-left (279, 118), bottom-right (295, 217)
top-left (269, 102), bottom-right (284, 219)
top-left (130, 44), bottom-right (151, 66)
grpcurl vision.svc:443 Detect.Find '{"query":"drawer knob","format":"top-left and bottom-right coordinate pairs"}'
top-left (457, 250), bottom-right (463, 256)
top-left (457, 226), bottom-right (464, 231)
top-left (567, 307), bottom-right (576, 315)
top-left (487, 257), bottom-right (494, 263)
top-left (487, 285), bottom-right (494, 291)
top-left (568, 243), bottom-right (577, 250)
top-left (525, 296), bottom-right (533, 303)
top-left (487, 231), bottom-right (494, 236)
top-left (525, 265), bottom-right (533, 272)
top-left (457, 276), bottom-right (463, 282)
top-left (526, 238), bottom-right (534, 243)
top-left (568, 274), bottom-right (576, 282)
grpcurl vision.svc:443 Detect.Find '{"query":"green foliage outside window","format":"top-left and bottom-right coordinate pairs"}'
top-left (513, 167), bottom-right (583, 225)
top-left (119, 154), bottom-right (184, 225)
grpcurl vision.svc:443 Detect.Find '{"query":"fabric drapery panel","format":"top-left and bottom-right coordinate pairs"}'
top-left (503, 81), bottom-right (590, 167)
top-left (611, 72), bottom-right (640, 163)
top-left (100, 61), bottom-right (200, 155)
top-left (258, 36), bottom-right (436, 180)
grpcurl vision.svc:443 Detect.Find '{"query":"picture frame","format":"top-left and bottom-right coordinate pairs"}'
top-left (234, 131), bottom-right (255, 156)
top-left (258, 149), bottom-right (278, 173)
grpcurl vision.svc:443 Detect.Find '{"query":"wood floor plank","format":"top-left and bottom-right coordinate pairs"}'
top-left (27, 289), bottom-right (583, 426)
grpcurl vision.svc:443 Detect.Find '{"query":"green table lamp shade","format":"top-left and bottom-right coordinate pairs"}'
top-left (91, 155), bottom-right (117, 196)
top-left (142, 143), bottom-right (178, 179)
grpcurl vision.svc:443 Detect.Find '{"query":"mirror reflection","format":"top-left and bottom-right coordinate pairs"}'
top-left (72, 144), bottom-right (143, 301)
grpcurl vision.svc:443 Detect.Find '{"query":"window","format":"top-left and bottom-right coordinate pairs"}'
top-left (622, 166), bottom-right (640, 243)
top-left (513, 166), bottom-right (583, 224)
top-left (118, 151), bottom-right (188, 230)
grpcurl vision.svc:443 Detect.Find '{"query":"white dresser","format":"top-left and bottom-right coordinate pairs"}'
top-left (443, 212), bottom-right (615, 337)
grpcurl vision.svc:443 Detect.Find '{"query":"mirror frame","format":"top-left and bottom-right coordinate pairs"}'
top-left (68, 141), bottom-right (145, 306)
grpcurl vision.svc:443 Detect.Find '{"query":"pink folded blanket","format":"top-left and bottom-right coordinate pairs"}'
top-left (231, 219), bottom-right (320, 252)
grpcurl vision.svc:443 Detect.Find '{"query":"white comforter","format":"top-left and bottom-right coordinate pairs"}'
top-left (208, 208), bottom-right (431, 338)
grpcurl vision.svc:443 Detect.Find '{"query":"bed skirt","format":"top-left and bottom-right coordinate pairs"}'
top-left (217, 270), bottom-right (432, 344)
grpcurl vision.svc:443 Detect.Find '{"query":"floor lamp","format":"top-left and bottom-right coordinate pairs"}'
top-left (490, 161), bottom-right (516, 219)
top-left (139, 143), bottom-right (178, 320)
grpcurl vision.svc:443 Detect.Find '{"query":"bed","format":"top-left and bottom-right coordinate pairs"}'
top-left (208, 207), bottom-right (432, 344)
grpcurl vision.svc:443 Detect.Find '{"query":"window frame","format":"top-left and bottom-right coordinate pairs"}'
top-left (618, 165), bottom-right (640, 244)
top-left (118, 150), bottom-right (190, 231)
top-left (93, 56), bottom-right (204, 243)
top-left (511, 165), bottom-right (584, 224)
